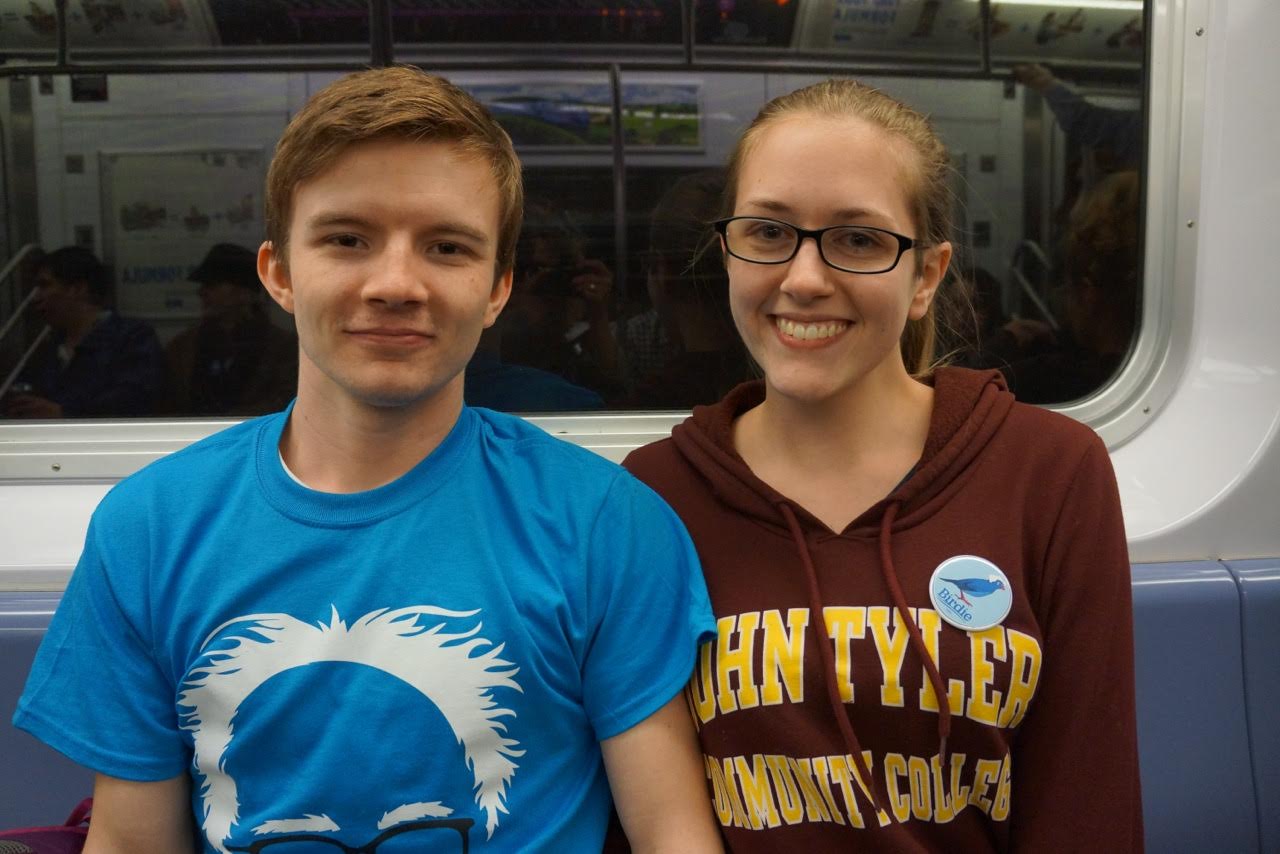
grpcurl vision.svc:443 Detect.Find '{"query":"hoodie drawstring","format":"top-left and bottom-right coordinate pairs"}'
top-left (876, 501), bottom-right (952, 764)
top-left (779, 499), bottom-right (954, 818)
top-left (778, 501), bottom-right (888, 814)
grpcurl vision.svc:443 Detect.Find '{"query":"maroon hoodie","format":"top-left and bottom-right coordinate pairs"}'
top-left (623, 367), bottom-right (1142, 853)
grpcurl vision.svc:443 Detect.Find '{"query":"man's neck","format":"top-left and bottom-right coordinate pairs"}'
top-left (280, 383), bottom-right (465, 494)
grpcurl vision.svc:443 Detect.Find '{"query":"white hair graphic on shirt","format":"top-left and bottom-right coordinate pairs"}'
top-left (178, 605), bottom-right (524, 853)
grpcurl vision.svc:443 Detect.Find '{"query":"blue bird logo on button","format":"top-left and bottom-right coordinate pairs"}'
top-left (928, 555), bottom-right (1013, 631)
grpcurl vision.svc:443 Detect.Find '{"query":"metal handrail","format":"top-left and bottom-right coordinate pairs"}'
top-left (0, 324), bottom-right (50, 401)
top-left (1008, 240), bottom-right (1060, 331)
top-left (0, 243), bottom-right (42, 347)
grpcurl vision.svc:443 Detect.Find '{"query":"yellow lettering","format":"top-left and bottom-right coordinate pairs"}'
top-left (991, 753), bottom-right (1012, 821)
top-left (760, 608), bottom-right (808, 706)
top-left (969, 758), bottom-right (1002, 814)
top-left (764, 755), bottom-right (805, 825)
top-left (691, 642), bottom-right (717, 724)
top-left (998, 630), bottom-right (1043, 728)
top-left (824, 607), bottom-right (866, 703)
top-left (916, 608), bottom-right (965, 715)
top-left (883, 753), bottom-right (912, 823)
top-left (867, 606), bottom-right (911, 707)
top-left (734, 755), bottom-right (781, 829)
top-left (948, 753), bottom-right (971, 819)
top-left (789, 758), bottom-right (834, 822)
top-left (705, 755), bottom-right (734, 826)
top-left (721, 757), bottom-right (752, 828)
top-left (966, 627), bottom-right (1007, 726)
top-left (907, 755), bottom-right (933, 820)
top-left (930, 754), bottom-right (956, 823)
top-left (825, 756), bottom-right (867, 828)
top-left (716, 613), bottom-right (761, 713)
top-left (811, 757), bottom-right (848, 825)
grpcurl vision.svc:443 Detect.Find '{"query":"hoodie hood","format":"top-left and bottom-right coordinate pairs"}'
top-left (671, 366), bottom-right (1016, 537)
top-left (668, 366), bottom-right (1016, 810)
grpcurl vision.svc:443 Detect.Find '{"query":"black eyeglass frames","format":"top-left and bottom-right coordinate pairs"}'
top-left (713, 216), bottom-right (920, 274)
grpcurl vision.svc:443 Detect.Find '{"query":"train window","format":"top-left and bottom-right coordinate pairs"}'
top-left (0, 0), bottom-right (1150, 427)
top-left (394, 0), bottom-right (684, 47)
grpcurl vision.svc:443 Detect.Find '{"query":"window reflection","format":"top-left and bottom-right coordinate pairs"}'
top-left (0, 3), bottom-right (1149, 419)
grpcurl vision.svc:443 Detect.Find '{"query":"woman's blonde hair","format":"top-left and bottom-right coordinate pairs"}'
top-left (723, 78), bottom-right (970, 376)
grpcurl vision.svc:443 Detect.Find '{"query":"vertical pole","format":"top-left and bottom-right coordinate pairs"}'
top-left (609, 64), bottom-right (627, 301)
top-left (369, 0), bottom-right (395, 68)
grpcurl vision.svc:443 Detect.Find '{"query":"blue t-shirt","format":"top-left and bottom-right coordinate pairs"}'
top-left (16, 406), bottom-right (713, 853)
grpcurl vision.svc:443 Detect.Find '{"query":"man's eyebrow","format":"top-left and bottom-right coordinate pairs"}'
top-left (252, 814), bottom-right (340, 835)
top-left (301, 213), bottom-right (490, 246)
top-left (428, 221), bottom-right (492, 246)
top-left (302, 212), bottom-right (374, 232)
top-left (378, 801), bottom-right (454, 830)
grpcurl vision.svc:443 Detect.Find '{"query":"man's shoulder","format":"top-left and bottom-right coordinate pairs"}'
top-left (472, 407), bottom-right (619, 475)
top-left (466, 407), bottom-right (672, 518)
top-left (98, 413), bottom-right (272, 517)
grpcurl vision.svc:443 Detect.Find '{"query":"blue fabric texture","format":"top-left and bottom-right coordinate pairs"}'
top-left (15, 405), bottom-right (713, 853)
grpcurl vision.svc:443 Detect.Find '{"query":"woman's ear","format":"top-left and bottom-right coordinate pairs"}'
top-left (908, 240), bottom-right (952, 321)
top-left (258, 241), bottom-right (294, 314)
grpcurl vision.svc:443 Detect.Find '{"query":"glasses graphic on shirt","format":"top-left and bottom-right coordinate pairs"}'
top-left (224, 817), bottom-right (473, 853)
top-left (714, 216), bottom-right (921, 274)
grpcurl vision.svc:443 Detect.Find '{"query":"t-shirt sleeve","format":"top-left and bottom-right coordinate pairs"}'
top-left (13, 510), bottom-right (188, 781)
top-left (1009, 435), bottom-right (1144, 850)
top-left (580, 472), bottom-right (715, 742)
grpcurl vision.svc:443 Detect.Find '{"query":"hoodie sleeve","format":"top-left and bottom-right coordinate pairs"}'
top-left (1009, 435), bottom-right (1143, 851)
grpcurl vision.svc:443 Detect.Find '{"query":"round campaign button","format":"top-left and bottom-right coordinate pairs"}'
top-left (928, 555), bottom-right (1013, 632)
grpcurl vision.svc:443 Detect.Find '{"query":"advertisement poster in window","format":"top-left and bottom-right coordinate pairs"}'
top-left (99, 149), bottom-right (266, 320)
top-left (468, 81), bottom-right (703, 151)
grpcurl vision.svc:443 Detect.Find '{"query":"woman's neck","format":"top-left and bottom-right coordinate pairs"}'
top-left (733, 367), bottom-right (934, 530)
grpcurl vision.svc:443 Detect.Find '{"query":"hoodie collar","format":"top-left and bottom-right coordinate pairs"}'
top-left (671, 366), bottom-right (1015, 537)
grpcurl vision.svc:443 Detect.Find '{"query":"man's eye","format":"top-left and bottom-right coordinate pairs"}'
top-left (432, 241), bottom-right (476, 258)
top-left (328, 234), bottom-right (363, 249)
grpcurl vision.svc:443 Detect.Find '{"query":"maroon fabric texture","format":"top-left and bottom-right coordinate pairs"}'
top-left (0, 799), bottom-right (90, 853)
top-left (624, 367), bottom-right (1143, 853)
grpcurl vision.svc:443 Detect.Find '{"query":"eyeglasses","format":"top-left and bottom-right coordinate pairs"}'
top-left (225, 817), bottom-right (473, 853)
top-left (714, 216), bottom-right (919, 274)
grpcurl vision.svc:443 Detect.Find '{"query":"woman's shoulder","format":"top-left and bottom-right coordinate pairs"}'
top-left (994, 398), bottom-right (1115, 493)
top-left (622, 436), bottom-right (682, 485)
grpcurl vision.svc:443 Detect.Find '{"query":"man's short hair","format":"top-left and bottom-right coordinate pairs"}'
top-left (38, 246), bottom-right (111, 304)
top-left (265, 66), bottom-right (523, 274)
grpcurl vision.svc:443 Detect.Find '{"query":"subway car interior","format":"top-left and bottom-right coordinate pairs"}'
top-left (0, 0), bottom-right (1276, 849)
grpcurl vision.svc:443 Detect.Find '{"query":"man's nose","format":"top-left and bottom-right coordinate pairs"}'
top-left (362, 241), bottom-right (428, 307)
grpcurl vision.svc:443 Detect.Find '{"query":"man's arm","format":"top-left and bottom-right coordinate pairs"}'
top-left (84, 773), bottom-right (195, 854)
top-left (601, 693), bottom-right (723, 854)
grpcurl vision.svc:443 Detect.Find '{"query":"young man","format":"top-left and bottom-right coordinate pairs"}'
top-left (14, 67), bottom-right (720, 853)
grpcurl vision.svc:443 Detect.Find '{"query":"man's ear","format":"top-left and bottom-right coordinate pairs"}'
top-left (258, 241), bottom-right (294, 314)
top-left (908, 240), bottom-right (952, 321)
top-left (484, 267), bottom-right (514, 328)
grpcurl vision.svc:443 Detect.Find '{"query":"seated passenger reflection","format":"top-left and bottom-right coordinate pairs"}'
top-left (1001, 171), bottom-right (1141, 403)
top-left (618, 170), bottom-right (751, 408)
top-left (166, 243), bottom-right (297, 416)
top-left (499, 200), bottom-right (622, 397)
top-left (3, 246), bottom-right (164, 419)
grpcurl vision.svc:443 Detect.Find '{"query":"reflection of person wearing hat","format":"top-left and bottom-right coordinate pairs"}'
top-left (166, 243), bottom-right (297, 415)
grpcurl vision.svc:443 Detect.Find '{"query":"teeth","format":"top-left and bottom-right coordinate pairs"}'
top-left (777, 318), bottom-right (849, 340)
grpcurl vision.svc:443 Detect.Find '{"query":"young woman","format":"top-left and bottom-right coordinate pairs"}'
top-left (624, 79), bottom-right (1143, 851)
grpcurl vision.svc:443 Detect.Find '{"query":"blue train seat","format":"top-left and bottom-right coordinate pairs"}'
top-left (2, 565), bottom-right (1272, 850)
top-left (0, 593), bottom-right (95, 828)
top-left (1224, 559), bottom-right (1280, 854)
top-left (1131, 562), bottom-right (1260, 853)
